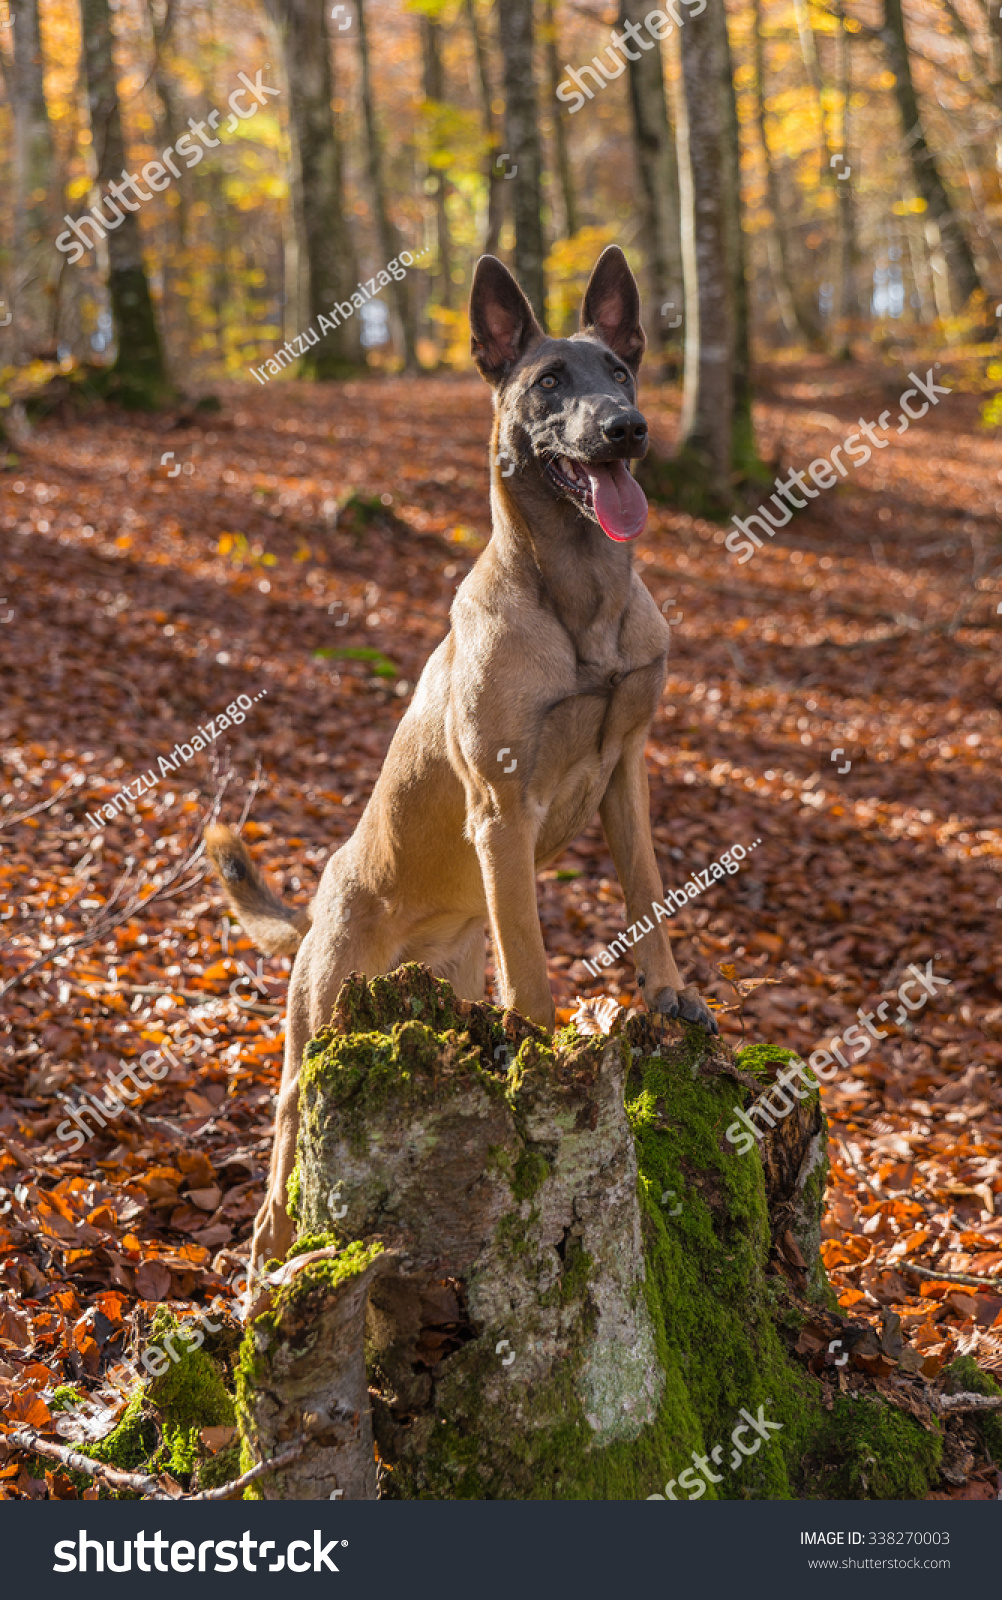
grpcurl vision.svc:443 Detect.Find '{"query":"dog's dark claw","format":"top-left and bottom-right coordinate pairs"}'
top-left (649, 986), bottom-right (680, 1019)
top-left (649, 984), bottom-right (718, 1036)
top-left (678, 986), bottom-right (719, 1036)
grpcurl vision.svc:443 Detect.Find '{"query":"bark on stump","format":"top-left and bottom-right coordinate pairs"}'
top-left (236, 964), bottom-right (862, 1500)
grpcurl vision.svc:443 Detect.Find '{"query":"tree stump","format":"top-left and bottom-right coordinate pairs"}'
top-left (234, 965), bottom-right (941, 1500)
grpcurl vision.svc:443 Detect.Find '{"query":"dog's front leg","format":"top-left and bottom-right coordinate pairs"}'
top-left (599, 734), bottom-right (718, 1034)
top-left (472, 813), bottom-right (555, 1031)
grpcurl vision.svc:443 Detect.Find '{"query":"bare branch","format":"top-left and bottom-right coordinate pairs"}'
top-left (172, 1435), bottom-right (307, 1501)
top-left (7, 1426), bottom-right (175, 1497)
top-left (0, 773), bottom-right (85, 835)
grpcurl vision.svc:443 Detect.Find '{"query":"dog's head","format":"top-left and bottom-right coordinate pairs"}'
top-left (469, 245), bottom-right (649, 543)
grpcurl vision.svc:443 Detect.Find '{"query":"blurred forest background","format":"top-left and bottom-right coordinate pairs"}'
top-left (3, 0), bottom-right (1002, 1505)
top-left (2, 0), bottom-right (1001, 451)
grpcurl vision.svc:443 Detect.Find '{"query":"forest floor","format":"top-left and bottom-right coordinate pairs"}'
top-left (0, 352), bottom-right (1000, 1498)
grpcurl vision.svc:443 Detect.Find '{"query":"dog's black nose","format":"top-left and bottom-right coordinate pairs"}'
top-left (602, 410), bottom-right (647, 449)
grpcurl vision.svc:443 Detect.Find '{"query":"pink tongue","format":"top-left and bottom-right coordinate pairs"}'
top-left (586, 460), bottom-right (648, 542)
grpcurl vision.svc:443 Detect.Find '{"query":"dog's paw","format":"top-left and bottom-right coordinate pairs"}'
top-left (649, 983), bottom-right (719, 1036)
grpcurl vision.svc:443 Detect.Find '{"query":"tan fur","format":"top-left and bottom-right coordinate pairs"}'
top-left (210, 248), bottom-right (713, 1272)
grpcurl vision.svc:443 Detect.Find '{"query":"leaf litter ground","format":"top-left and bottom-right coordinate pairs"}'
top-left (0, 357), bottom-right (1000, 1497)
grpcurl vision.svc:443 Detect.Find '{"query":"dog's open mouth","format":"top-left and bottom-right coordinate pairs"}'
top-left (544, 455), bottom-right (648, 543)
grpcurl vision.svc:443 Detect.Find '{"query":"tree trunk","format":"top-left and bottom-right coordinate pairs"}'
top-left (829, 5), bottom-right (855, 360)
top-left (79, 0), bottom-right (170, 405)
top-left (145, 0), bottom-right (196, 376)
top-left (641, 0), bottom-right (736, 512)
top-left (356, 0), bottom-right (419, 370)
top-left (792, 0), bottom-right (854, 358)
top-left (234, 965), bottom-right (953, 1501)
top-left (544, 0), bottom-right (578, 242)
top-left (619, 0), bottom-right (681, 378)
top-left (720, 12), bottom-right (763, 484)
top-left (264, 0), bottom-right (362, 376)
top-left (751, 0), bottom-right (821, 347)
top-left (7, 0), bottom-right (56, 359)
top-left (464, 0), bottom-right (505, 257)
top-left (498, 0), bottom-right (546, 325)
top-left (420, 13), bottom-right (455, 313)
top-left (881, 0), bottom-right (983, 314)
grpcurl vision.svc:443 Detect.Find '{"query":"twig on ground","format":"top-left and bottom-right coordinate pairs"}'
top-left (7, 1426), bottom-right (173, 1497)
top-left (0, 773), bottom-right (85, 834)
top-left (934, 1391), bottom-right (1002, 1416)
top-left (897, 1260), bottom-right (1002, 1291)
top-left (172, 1435), bottom-right (307, 1501)
top-left (0, 766), bottom-right (234, 1000)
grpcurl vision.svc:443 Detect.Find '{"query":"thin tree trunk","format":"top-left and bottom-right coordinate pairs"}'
top-left (831, 7), bottom-right (852, 357)
top-left (264, 0), bottom-right (362, 376)
top-left (618, 0), bottom-right (681, 375)
top-left (751, 0), bottom-right (820, 345)
top-left (675, 0), bottom-right (736, 501)
top-left (145, 0), bottom-right (195, 374)
top-left (881, 0), bottom-right (983, 311)
top-left (8, 0), bottom-right (56, 357)
top-left (904, 208), bottom-right (935, 323)
top-left (720, 12), bottom-right (759, 475)
top-left (420, 13), bottom-right (454, 312)
top-left (793, 0), bottom-right (852, 357)
top-left (356, 0), bottom-right (419, 369)
top-left (498, 0), bottom-right (546, 324)
top-left (79, 0), bottom-right (170, 403)
top-left (544, 0), bottom-right (578, 240)
top-left (464, 0), bottom-right (505, 257)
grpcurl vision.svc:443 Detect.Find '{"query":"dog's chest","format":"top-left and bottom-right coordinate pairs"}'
top-left (531, 654), bottom-right (665, 860)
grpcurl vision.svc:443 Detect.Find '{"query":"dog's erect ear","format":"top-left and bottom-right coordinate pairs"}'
top-left (580, 245), bottom-right (646, 375)
top-left (469, 255), bottom-right (544, 385)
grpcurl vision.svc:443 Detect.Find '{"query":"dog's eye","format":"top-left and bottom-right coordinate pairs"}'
top-left (538, 374), bottom-right (558, 389)
top-left (614, 369), bottom-right (629, 384)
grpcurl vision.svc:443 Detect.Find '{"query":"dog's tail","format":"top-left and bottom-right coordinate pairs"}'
top-left (205, 824), bottom-right (311, 957)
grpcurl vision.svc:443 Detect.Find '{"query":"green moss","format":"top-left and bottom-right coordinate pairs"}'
top-left (284, 1229), bottom-right (341, 1260)
top-left (807, 1397), bottom-right (942, 1500)
top-left (197, 1442), bottom-right (241, 1491)
top-left (85, 1313), bottom-right (236, 1490)
top-left (945, 1356), bottom-right (1002, 1461)
top-left (144, 1313), bottom-right (236, 1480)
top-left (511, 1149), bottom-right (550, 1201)
top-left (49, 1385), bottom-right (87, 1412)
top-left (734, 1043), bottom-right (801, 1081)
top-left (286, 1163), bottom-right (302, 1222)
top-left (87, 1391), bottom-right (158, 1474)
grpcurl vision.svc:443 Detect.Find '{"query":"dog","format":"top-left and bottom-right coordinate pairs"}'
top-left (207, 244), bottom-right (717, 1273)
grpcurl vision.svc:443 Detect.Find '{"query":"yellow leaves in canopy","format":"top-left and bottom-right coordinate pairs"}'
top-left (892, 197), bottom-right (927, 215)
top-left (419, 100), bottom-right (486, 177)
top-left (545, 226), bottom-right (619, 335)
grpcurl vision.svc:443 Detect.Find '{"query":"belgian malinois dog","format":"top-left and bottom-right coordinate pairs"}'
top-left (208, 245), bottom-right (717, 1273)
